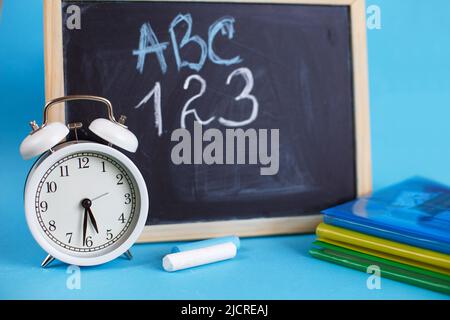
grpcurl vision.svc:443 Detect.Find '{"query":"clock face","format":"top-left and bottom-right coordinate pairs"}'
top-left (34, 151), bottom-right (139, 256)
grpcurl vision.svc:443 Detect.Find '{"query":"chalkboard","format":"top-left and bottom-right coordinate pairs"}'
top-left (44, 0), bottom-right (372, 242)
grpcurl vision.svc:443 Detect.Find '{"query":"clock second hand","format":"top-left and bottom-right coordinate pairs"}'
top-left (91, 192), bottom-right (109, 202)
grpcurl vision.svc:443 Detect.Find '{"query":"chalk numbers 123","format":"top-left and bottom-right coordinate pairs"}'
top-left (134, 67), bottom-right (260, 135)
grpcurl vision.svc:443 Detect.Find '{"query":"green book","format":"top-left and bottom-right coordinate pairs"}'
top-left (310, 241), bottom-right (450, 295)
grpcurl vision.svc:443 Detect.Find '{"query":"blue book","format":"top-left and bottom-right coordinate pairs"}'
top-left (323, 177), bottom-right (450, 254)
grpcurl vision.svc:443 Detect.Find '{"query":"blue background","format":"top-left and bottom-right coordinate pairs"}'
top-left (1, 0), bottom-right (449, 299)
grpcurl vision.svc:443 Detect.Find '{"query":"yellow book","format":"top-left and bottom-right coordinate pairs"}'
top-left (316, 223), bottom-right (450, 276)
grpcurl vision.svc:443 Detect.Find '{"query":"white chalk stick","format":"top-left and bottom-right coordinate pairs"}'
top-left (162, 242), bottom-right (237, 272)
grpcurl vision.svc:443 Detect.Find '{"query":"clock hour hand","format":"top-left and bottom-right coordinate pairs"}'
top-left (87, 207), bottom-right (99, 234)
top-left (81, 198), bottom-right (99, 236)
top-left (81, 198), bottom-right (99, 246)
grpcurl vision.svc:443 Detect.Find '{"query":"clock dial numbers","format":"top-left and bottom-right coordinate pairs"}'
top-left (78, 157), bottom-right (90, 169)
top-left (106, 229), bottom-right (113, 240)
top-left (85, 236), bottom-right (93, 248)
top-left (48, 220), bottom-right (56, 232)
top-left (46, 181), bottom-right (57, 193)
top-left (124, 193), bottom-right (132, 205)
top-left (40, 201), bottom-right (48, 212)
top-left (34, 152), bottom-right (137, 254)
top-left (59, 165), bottom-right (69, 177)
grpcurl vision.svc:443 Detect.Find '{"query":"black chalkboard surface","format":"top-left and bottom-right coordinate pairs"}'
top-left (51, 0), bottom-right (370, 240)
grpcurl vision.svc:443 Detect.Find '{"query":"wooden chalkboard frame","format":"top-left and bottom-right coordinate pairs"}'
top-left (43, 0), bottom-right (372, 242)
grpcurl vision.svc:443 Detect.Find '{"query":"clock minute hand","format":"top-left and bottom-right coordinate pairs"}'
top-left (82, 209), bottom-right (88, 247)
top-left (87, 207), bottom-right (99, 234)
top-left (81, 198), bottom-right (97, 245)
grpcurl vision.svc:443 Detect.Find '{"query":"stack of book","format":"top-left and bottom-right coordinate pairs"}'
top-left (310, 177), bottom-right (450, 294)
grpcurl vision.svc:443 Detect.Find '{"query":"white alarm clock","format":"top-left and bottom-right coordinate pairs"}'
top-left (20, 96), bottom-right (149, 267)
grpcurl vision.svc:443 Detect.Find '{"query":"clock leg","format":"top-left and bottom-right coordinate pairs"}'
top-left (41, 254), bottom-right (55, 268)
top-left (123, 250), bottom-right (133, 260)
